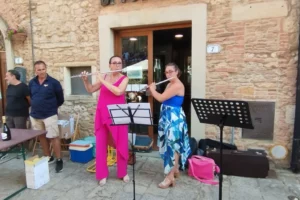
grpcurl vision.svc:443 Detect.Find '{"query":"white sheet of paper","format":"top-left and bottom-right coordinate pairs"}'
top-left (107, 104), bottom-right (131, 124)
top-left (128, 103), bottom-right (153, 125)
top-left (139, 84), bottom-right (147, 90)
top-left (126, 84), bottom-right (133, 92)
top-left (126, 84), bottom-right (148, 91)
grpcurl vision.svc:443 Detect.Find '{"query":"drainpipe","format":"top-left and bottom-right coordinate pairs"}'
top-left (29, 0), bottom-right (35, 75)
top-left (290, 18), bottom-right (300, 173)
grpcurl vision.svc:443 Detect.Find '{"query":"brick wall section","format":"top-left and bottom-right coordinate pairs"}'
top-left (205, 0), bottom-right (300, 167)
top-left (0, 0), bottom-right (299, 166)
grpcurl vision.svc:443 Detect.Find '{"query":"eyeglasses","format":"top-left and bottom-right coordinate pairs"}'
top-left (164, 70), bottom-right (175, 75)
top-left (110, 62), bottom-right (122, 65)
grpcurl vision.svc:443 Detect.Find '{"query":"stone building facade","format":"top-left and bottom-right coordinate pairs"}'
top-left (0, 0), bottom-right (299, 166)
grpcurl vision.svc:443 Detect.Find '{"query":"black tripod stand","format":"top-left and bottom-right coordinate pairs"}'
top-left (109, 103), bottom-right (153, 200)
top-left (191, 98), bottom-right (254, 200)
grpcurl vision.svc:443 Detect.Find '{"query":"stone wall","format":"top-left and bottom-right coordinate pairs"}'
top-left (0, 0), bottom-right (100, 137)
top-left (0, 0), bottom-right (299, 166)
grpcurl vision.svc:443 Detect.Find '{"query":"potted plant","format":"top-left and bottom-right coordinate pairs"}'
top-left (6, 26), bottom-right (27, 42)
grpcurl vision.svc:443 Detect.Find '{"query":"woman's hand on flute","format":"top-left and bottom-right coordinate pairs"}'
top-left (81, 71), bottom-right (89, 82)
top-left (96, 71), bottom-right (104, 83)
top-left (149, 82), bottom-right (156, 91)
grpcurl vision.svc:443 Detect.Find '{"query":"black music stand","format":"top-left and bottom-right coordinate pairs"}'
top-left (108, 103), bottom-right (153, 200)
top-left (191, 98), bottom-right (254, 200)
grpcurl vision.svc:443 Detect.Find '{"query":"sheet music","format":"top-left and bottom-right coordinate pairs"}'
top-left (128, 103), bottom-right (153, 125)
top-left (107, 104), bottom-right (131, 124)
top-left (107, 103), bottom-right (152, 125)
top-left (126, 84), bottom-right (147, 92)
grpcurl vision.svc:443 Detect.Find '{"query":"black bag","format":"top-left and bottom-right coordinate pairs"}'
top-left (189, 137), bottom-right (198, 156)
top-left (207, 149), bottom-right (269, 178)
top-left (198, 138), bottom-right (237, 156)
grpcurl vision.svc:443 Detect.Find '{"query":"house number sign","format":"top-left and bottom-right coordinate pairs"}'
top-left (206, 44), bottom-right (221, 54)
top-left (101, 0), bottom-right (138, 6)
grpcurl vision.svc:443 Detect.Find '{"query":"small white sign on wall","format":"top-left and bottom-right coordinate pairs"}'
top-left (15, 57), bottom-right (23, 64)
top-left (207, 44), bottom-right (221, 54)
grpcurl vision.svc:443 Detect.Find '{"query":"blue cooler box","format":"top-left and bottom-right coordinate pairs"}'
top-left (82, 136), bottom-right (96, 158)
top-left (69, 141), bottom-right (93, 163)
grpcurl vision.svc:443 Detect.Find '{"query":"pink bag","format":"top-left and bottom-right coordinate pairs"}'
top-left (188, 155), bottom-right (220, 185)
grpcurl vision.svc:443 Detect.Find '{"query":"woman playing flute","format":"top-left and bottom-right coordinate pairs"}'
top-left (81, 55), bottom-right (130, 186)
top-left (148, 62), bottom-right (191, 189)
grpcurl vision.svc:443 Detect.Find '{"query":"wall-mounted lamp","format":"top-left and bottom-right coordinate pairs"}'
top-left (175, 34), bottom-right (183, 38)
top-left (130, 37), bottom-right (138, 41)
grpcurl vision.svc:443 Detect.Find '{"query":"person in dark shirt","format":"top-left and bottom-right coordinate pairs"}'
top-left (0, 69), bottom-right (30, 160)
top-left (29, 60), bottom-right (64, 173)
top-left (5, 69), bottom-right (30, 128)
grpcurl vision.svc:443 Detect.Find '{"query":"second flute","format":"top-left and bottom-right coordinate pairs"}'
top-left (139, 77), bottom-right (175, 92)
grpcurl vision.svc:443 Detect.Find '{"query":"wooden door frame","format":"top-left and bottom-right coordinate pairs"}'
top-left (114, 22), bottom-right (192, 146)
top-left (114, 30), bottom-right (154, 139)
top-left (0, 52), bottom-right (7, 117)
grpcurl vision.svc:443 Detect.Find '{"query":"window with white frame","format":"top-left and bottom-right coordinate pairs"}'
top-left (67, 66), bottom-right (92, 96)
top-left (61, 63), bottom-right (97, 98)
top-left (70, 66), bottom-right (92, 95)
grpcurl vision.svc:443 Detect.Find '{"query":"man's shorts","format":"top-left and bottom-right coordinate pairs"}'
top-left (30, 115), bottom-right (59, 138)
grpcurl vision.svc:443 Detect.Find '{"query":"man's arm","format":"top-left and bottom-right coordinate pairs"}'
top-left (24, 83), bottom-right (31, 105)
top-left (54, 81), bottom-right (64, 107)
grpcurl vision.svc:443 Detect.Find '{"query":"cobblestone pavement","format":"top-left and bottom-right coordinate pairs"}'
top-left (0, 153), bottom-right (300, 200)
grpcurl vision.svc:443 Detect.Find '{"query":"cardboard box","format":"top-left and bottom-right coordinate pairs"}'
top-left (25, 155), bottom-right (50, 189)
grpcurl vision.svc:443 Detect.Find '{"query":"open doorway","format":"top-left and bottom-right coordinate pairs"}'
top-left (152, 28), bottom-right (192, 146)
top-left (114, 24), bottom-right (192, 150)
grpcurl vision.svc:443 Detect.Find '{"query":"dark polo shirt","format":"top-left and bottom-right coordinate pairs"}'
top-left (5, 82), bottom-right (30, 117)
top-left (29, 74), bottom-right (64, 119)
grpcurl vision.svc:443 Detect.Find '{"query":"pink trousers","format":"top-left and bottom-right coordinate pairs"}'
top-left (95, 123), bottom-right (128, 180)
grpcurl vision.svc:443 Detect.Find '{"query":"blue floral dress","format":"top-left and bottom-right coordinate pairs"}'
top-left (158, 96), bottom-right (191, 175)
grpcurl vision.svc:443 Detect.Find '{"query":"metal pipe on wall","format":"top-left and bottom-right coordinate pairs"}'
top-left (29, 0), bottom-right (35, 75)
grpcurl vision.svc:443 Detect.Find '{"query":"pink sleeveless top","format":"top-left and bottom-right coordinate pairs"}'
top-left (94, 75), bottom-right (127, 131)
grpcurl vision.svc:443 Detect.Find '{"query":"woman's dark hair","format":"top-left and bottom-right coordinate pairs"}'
top-left (165, 62), bottom-right (182, 77)
top-left (109, 56), bottom-right (123, 64)
top-left (8, 69), bottom-right (21, 80)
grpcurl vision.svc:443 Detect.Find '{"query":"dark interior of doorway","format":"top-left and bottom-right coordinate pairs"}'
top-left (152, 27), bottom-right (192, 147)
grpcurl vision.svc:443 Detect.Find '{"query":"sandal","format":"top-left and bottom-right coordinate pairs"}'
top-left (158, 177), bottom-right (176, 189)
top-left (98, 178), bottom-right (107, 186)
top-left (123, 174), bottom-right (130, 183)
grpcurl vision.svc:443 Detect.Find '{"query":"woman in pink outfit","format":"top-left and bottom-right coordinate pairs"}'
top-left (81, 56), bottom-right (130, 186)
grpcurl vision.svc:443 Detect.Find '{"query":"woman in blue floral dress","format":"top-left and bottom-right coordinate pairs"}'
top-left (149, 62), bottom-right (191, 189)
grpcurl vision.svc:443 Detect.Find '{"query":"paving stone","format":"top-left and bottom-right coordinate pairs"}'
top-left (113, 192), bottom-right (142, 200)
top-left (0, 155), bottom-right (299, 200)
top-left (258, 178), bottom-right (289, 200)
top-left (140, 193), bottom-right (165, 200)
top-left (164, 183), bottom-right (199, 200)
top-left (144, 174), bottom-right (170, 197)
top-left (229, 176), bottom-right (264, 200)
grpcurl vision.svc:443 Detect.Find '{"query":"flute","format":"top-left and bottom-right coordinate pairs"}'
top-left (70, 69), bottom-right (124, 78)
top-left (139, 77), bottom-right (175, 92)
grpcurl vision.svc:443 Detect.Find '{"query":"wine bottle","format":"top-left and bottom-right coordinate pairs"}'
top-left (1, 116), bottom-right (11, 141)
